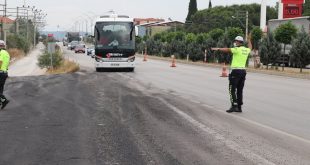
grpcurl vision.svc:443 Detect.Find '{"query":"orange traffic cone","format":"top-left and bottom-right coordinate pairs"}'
top-left (220, 63), bottom-right (228, 77)
top-left (143, 53), bottom-right (147, 62)
top-left (171, 55), bottom-right (176, 67)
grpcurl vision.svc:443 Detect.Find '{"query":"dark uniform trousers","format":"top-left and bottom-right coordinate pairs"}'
top-left (229, 69), bottom-right (246, 107)
top-left (0, 72), bottom-right (8, 101)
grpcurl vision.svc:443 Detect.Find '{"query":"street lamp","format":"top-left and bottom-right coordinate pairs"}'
top-left (83, 12), bottom-right (99, 35)
top-left (231, 11), bottom-right (249, 41)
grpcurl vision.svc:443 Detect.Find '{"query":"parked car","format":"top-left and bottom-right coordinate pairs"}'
top-left (87, 47), bottom-right (94, 56)
top-left (75, 44), bottom-right (86, 53)
top-left (91, 50), bottom-right (96, 58)
top-left (70, 41), bottom-right (79, 50)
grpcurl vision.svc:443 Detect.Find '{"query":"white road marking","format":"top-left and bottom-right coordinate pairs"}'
top-left (158, 97), bottom-right (275, 165)
top-left (76, 72), bottom-right (86, 76)
top-left (230, 112), bottom-right (310, 145)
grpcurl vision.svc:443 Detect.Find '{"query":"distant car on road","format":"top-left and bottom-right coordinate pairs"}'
top-left (75, 44), bottom-right (86, 53)
top-left (67, 44), bottom-right (72, 50)
top-left (91, 50), bottom-right (96, 58)
top-left (87, 47), bottom-right (94, 56)
top-left (70, 41), bottom-right (79, 50)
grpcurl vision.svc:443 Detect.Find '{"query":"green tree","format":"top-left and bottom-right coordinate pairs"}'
top-left (204, 38), bottom-right (217, 62)
top-left (196, 33), bottom-right (208, 44)
top-left (227, 27), bottom-right (244, 42)
top-left (251, 26), bottom-right (263, 50)
top-left (259, 33), bottom-right (281, 70)
top-left (217, 32), bottom-right (232, 63)
top-left (186, 0), bottom-right (198, 22)
top-left (289, 27), bottom-right (310, 73)
top-left (174, 31), bottom-right (186, 41)
top-left (208, 28), bottom-right (224, 41)
top-left (185, 33), bottom-right (197, 44)
top-left (146, 38), bottom-right (162, 55)
top-left (6, 34), bottom-right (30, 53)
top-left (153, 33), bottom-right (162, 41)
top-left (188, 4), bottom-right (277, 33)
top-left (274, 21), bottom-right (297, 70)
top-left (209, 0), bottom-right (212, 8)
top-left (303, 0), bottom-right (310, 16)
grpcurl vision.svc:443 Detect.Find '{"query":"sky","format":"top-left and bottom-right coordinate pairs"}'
top-left (3, 0), bottom-right (278, 31)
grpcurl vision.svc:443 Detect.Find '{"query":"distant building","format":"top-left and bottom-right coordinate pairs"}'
top-left (134, 18), bottom-right (165, 25)
top-left (268, 16), bottom-right (310, 34)
top-left (0, 17), bottom-right (15, 30)
top-left (0, 17), bottom-right (15, 24)
top-left (0, 17), bottom-right (15, 40)
top-left (136, 21), bottom-right (185, 37)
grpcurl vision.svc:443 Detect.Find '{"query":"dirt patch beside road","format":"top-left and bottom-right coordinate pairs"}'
top-left (8, 49), bottom-right (25, 64)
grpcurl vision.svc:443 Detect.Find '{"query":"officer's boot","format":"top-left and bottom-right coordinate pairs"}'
top-left (0, 95), bottom-right (9, 109)
top-left (235, 105), bottom-right (242, 113)
top-left (226, 104), bottom-right (238, 113)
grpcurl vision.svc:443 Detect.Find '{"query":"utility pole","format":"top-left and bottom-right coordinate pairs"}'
top-left (4, 0), bottom-right (6, 17)
top-left (16, 7), bottom-right (19, 34)
top-left (245, 11), bottom-right (249, 41)
top-left (33, 12), bottom-right (36, 47)
top-left (26, 9), bottom-right (29, 41)
top-left (85, 20), bottom-right (88, 34)
top-left (4, 0), bottom-right (7, 43)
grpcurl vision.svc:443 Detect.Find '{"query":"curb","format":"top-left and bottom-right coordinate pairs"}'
top-left (137, 54), bottom-right (310, 80)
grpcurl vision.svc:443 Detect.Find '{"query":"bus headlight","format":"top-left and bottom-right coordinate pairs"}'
top-left (128, 56), bottom-right (135, 62)
top-left (95, 56), bottom-right (101, 62)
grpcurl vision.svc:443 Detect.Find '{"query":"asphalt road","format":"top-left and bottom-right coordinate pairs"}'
top-left (0, 46), bottom-right (309, 165)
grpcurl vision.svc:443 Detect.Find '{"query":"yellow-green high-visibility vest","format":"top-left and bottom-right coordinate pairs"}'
top-left (230, 46), bottom-right (251, 69)
top-left (0, 50), bottom-right (10, 72)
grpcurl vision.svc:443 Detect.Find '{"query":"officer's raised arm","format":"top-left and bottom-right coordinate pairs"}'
top-left (211, 47), bottom-right (232, 53)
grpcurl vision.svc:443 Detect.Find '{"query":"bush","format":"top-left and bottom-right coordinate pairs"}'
top-left (208, 28), bottom-right (224, 41)
top-left (290, 27), bottom-right (310, 72)
top-left (227, 27), bottom-right (244, 42)
top-left (38, 51), bottom-right (63, 69)
top-left (146, 39), bottom-right (162, 55)
top-left (6, 34), bottom-right (30, 54)
top-left (259, 32), bottom-right (281, 69)
top-left (251, 26), bottom-right (263, 50)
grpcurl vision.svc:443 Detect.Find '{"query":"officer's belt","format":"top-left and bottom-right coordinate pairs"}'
top-left (231, 67), bottom-right (246, 70)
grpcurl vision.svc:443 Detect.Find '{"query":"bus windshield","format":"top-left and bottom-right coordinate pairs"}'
top-left (95, 22), bottom-right (135, 50)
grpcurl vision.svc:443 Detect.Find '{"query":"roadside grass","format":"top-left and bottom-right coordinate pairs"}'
top-left (8, 48), bottom-right (25, 63)
top-left (47, 60), bottom-right (80, 74)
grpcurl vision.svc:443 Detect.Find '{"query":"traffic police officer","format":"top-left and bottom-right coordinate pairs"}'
top-left (212, 36), bottom-right (252, 113)
top-left (0, 40), bottom-right (10, 109)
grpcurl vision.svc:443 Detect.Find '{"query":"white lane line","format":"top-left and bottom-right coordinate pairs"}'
top-left (203, 103), bottom-right (310, 145)
top-left (202, 104), bottom-right (215, 109)
top-left (229, 113), bottom-right (310, 145)
top-left (76, 72), bottom-right (86, 76)
top-left (158, 97), bottom-right (275, 165)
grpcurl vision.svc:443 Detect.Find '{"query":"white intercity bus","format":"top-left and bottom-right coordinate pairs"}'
top-left (93, 12), bottom-right (136, 72)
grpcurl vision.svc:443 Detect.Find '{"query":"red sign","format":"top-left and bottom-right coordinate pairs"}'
top-left (283, 4), bottom-right (303, 18)
top-left (282, 0), bottom-right (304, 4)
top-left (48, 34), bottom-right (54, 37)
